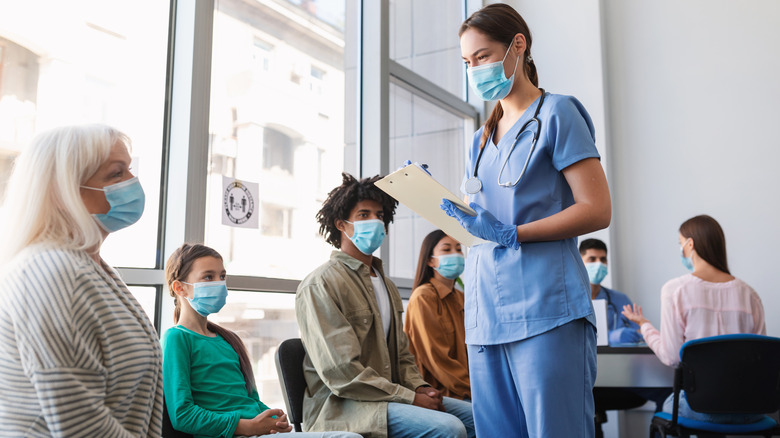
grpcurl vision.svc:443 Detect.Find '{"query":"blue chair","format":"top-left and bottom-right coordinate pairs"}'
top-left (650, 334), bottom-right (780, 438)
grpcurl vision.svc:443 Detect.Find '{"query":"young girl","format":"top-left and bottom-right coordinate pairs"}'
top-left (404, 230), bottom-right (470, 401)
top-left (162, 243), bottom-right (360, 438)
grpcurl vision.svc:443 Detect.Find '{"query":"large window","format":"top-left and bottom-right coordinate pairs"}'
top-left (388, 83), bottom-right (472, 280)
top-left (0, 0), bottom-right (480, 377)
top-left (0, 1), bottom-right (170, 270)
top-left (205, 0), bottom-right (352, 281)
top-left (390, 0), bottom-right (467, 98)
top-left (210, 290), bottom-right (299, 409)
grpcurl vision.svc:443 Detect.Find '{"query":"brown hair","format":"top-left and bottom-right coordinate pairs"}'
top-left (460, 3), bottom-right (538, 151)
top-left (412, 229), bottom-right (449, 290)
top-left (679, 215), bottom-right (730, 274)
top-left (165, 243), bottom-right (256, 394)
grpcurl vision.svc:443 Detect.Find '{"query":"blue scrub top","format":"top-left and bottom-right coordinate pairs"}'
top-left (594, 286), bottom-right (640, 333)
top-left (461, 92), bottom-right (600, 345)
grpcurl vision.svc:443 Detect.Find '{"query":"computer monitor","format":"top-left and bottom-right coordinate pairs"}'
top-left (592, 299), bottom-right (609, 346)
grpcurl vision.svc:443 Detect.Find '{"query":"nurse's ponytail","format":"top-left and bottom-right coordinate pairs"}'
top-left (460, 3), bottom-right (538, 150)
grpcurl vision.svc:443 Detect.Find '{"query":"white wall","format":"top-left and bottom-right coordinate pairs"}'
top-left (504, 0), bottom-right (780, 336)
top-left (503, 0), bottom-right (615, 285)
top-left (603, 0), bottom-right (780, 336)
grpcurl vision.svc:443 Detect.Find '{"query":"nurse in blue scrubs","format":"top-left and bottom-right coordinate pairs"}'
top-left (441, 4), bottom-right (612, 437)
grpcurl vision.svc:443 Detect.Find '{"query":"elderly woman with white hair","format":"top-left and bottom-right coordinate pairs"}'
top-left (0, 124), bottom-right (163, 436)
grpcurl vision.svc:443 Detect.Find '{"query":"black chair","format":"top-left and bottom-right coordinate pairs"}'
top-left (650, 334), bottom-right (780, 438)
top-left (162, 398), bottom-right (194, 438)
top-left (594, 388), bottom-right (649, 438)
top-left (275, 338), bottom-right (307, 432)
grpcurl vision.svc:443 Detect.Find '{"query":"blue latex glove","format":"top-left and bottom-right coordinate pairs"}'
top-left (609, 327), bottom-right (643, 345)
top-left (398, 160), bottom-right (431, 175)
top-left (440, 199), bottom-right (519, 250)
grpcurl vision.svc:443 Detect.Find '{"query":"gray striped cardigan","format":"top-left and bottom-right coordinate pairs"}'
top-left (0, 246), bottom-right (163, 437)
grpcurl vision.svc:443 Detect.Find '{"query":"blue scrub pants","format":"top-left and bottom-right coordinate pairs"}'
top-left (468, 318), bottom-right (597, 438)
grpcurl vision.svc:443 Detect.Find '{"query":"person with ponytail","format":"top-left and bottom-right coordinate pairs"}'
top-left (162, 243), bottom-right (360, 438)
top-left (439, 4), bottom-right (611, 437)
top-left (404, 230), bottom-right (470, 401)
top-left (622, 215), bottom-right (765, 424)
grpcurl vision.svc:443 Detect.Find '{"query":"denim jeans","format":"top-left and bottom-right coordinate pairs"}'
top-left (387, 396), bottom-right (475, 438)
top-left (662, 391), bottom-right (765, 424)
top-left (272, 433), bottom-right (362, 438)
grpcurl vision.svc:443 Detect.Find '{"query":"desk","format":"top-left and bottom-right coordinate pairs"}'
top-left (596, 346), bottom-right (673, 388)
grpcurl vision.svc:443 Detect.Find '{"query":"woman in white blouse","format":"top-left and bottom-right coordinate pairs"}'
top-left (622, 214), bottom-right (765, 424)
top-left (0, 124), bottom-right (163, 436)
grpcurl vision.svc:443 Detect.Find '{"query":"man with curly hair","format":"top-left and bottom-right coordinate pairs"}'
top-left (295, 173), bottom-right (475, 438)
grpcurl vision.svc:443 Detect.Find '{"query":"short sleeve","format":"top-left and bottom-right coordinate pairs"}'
top-left (545, 95), bottom-right (600, 171)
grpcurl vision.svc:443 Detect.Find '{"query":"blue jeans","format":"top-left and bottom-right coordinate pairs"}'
top-left (387, 396), bottom-right (475, 438)
top-left (662, 391), bottom-right (765, 424)
top-left (274, 433), bottom-right (362, 438)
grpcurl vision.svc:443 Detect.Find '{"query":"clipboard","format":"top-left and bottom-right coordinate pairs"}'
top-left (374, 164), bottom-right (487, 247)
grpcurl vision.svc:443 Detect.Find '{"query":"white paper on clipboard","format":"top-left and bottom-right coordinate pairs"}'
top-left (374, 164), bottom-right (487, 247)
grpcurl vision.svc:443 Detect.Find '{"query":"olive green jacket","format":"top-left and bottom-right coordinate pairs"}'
top-left (295, 251), bottom-right (428, 438)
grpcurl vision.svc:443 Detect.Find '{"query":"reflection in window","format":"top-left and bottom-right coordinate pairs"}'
top-left (261, 204), bottom-right (293, 238)
top-left (262, 127), bottom-right (294, 173)
top-left (252, 38), bottom-right (273, 73)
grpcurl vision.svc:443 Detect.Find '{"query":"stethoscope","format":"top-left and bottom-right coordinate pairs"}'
top-left (464, 89), bottom-right (546, 195)
top-left (602, 288), bottom-right (630, 330)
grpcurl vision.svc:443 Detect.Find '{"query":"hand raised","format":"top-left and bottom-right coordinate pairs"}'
top-left (621, 304), bottom-right (648, 326)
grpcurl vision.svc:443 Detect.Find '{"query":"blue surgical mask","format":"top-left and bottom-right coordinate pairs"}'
top-left (585, 262), bottom-right (608, 285)
top-left (680, 240), bottom-right (694, 272)
top-left (345, 219), bottom-right (386, 255)
top-left (466, 42), bottom-right (519, 101)
top-left (81, 176), bottom-right (145, 232)
top-left (183, 280), bottom-right (228, 317)
top-left (434, 254), bottom-right (465, 280)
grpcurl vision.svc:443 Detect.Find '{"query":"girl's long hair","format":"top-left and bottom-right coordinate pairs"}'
top-left (0, 124), bottom-right (127, 265)
top-left (165, 243), bottom-right (257, 394)
top-left (460, 3), bottom-right (539, 151)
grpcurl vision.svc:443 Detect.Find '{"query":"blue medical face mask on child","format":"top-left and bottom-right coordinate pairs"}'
top-left (81, 176), bottom-right (145, 232)
top-left (184, 280), bottom-right (228, 317)
top-left (466, 42), bottom-right (519, 101)
top-left (433, 254), bottom-right (465, 280)
top-left (585, 262), bottom-right (608, 285)
top-left (680, 240), bottom-right (694, 272)
top-left (345, 219), bottom-right (386, 255)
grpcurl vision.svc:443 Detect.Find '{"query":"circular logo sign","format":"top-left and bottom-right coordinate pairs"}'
top-left (223, 180), bottom-right (255, 225)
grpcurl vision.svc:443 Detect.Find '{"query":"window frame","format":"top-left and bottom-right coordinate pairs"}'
top-left (120, 0), bottom-right (485, 331)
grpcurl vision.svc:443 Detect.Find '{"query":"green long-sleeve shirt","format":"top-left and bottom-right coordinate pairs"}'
top-left (162, 325), bottom-right (270, 438)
